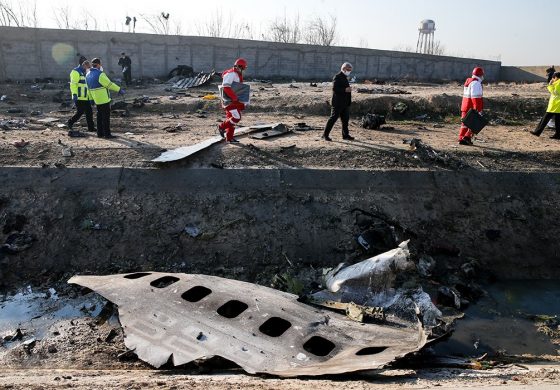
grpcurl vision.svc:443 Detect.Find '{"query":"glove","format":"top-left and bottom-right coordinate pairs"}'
top-left (72, 94), bottom-right (78, 104)
top-left (118, 89), bottom-right (126, 96)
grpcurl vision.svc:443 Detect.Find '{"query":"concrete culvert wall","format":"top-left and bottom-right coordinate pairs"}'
top-left (1, 168), bottom-right (559, 290)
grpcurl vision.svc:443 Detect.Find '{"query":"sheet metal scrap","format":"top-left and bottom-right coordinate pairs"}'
top-left (172, 71), bottom-right (215, 90)
top-left (69, 272), bottom-right (428, 377)
top-left (151, 123), bottom-right (282, 163)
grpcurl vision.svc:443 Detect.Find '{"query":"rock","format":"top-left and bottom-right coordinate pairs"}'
top-left (417, 255), bottom-right (436, 277)
top-left (437, 286), bottom-right (462, 309)
top-left (47, 344), bottom-right (58, 353)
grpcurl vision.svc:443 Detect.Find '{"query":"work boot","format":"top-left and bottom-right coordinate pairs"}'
top-left (343, 135), bottom-right (355, 141)
top-left (321, 135), bottom-right (332, 141)
top-left (104, 134), bottom-right (117, 139)
top-left (529, 130), bottom-right (540, 136)
top-left (66, 121), bottom-right (73, 130)
top-left (550, 134), bottom-right (560, 139)
top-left (67, 130), bottom-right (86, 137)
top-left (459, 139), bottom-right (471, 146)
top-left (227, 138), bottom-right (239, 143)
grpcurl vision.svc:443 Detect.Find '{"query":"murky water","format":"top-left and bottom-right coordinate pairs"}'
top-left (434, 280), bottom-right (560, 357)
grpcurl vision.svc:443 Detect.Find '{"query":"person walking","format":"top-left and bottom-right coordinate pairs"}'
top-left (530, 72), bottom-right (560, 139)
top-left (458, 67), bottom-right (485, 146)
top-left (322, 62), bottom-right (354, 141)
top-left (218, 58), bottom-right (248, 143)
top-left (118, 52), bottom-right (132, 86)
top-left (67, 60), bottom-right (95, 136)
top-left (86, 58), bottom-right (125, 138)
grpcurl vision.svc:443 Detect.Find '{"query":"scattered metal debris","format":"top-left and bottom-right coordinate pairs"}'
top-left (393, 102), bottom-right (408, 114)
top-left (69, 272), bottom-right (428, 377)
top-left (361, 114), bottom-right (386, 130)
top-left (357, 87), bottom-right (410, 95)
top-left (404, 138), bottom-right (469, 169)
top-left (250, 123), bottom-right (291, 140)
top-left (172, 71), bottom-right (215, 90)
top-left (0, 119), bottom-right (27, 130)
top-left (152, 123), bottom-right (282, 163)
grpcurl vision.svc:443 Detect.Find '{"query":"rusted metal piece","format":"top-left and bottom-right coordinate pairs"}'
top-left (69, 272), bottom-right (428, 377)
top-left (172, 71), bottom-right (215, 90)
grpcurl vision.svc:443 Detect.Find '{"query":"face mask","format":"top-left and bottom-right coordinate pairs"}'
top-left (99, 66), bottom-right (104, 72)
top-left (343, 70), bottom-right (351, 77)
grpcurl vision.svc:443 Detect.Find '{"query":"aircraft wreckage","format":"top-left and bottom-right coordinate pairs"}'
top-left (69, 243), bottom-right (436, 377)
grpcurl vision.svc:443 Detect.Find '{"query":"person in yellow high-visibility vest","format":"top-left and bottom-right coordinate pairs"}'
top-left (67, 60), bottom-right (95, 136)
top-left (85, 57), bottom-right (125, 138)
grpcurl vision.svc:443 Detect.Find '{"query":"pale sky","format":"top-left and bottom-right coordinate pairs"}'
top-left (7, 0), bottom-right (557, 65)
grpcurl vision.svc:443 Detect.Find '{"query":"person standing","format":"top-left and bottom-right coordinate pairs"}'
top-left (218, 58), bottom-right (248, 143)
top-left (530, 72), bottom-right (560, 139)
top-left (458, 67), bottom-right (485, 146)
top-left (86, 58), bottom-right (125, 138)
top-left (118, 52), bottom-right (132, 86)
top-left (67, 60), bottom-right (95, 136)
top-left (322, 62), bottom-right (354, 141)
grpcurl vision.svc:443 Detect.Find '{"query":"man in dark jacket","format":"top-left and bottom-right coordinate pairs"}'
top-left (118, 52), bottom-right (132, 86)
top-left (322, 62), bottom-right (354, 141)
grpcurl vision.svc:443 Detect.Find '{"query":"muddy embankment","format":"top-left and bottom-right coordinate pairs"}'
top-left (1, 168), bottom-right (559, 290)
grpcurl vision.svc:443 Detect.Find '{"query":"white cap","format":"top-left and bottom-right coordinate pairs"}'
top-left (341, 62), bottom-right (353, 71)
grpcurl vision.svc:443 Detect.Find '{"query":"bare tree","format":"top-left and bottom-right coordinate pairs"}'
top-left (0, 0), bottom-right (40, 27)
top-left (141, 12), bottom-right (171, 35)
top-left (196, 9), bottom-right (226, 37)
top-left (53, 4), bottom-right (79, 29)
top-left (0, 0), bottom-right (20, 26)
top-left (196, 9), bottom-right (253, 39)
top-left (304, 15), bottom-right (337, 46)
top-left (432, 40), bottom-right (446, 56)
top-left (82, 8), bottom-right (98, 31)
top-left (393, 44), bottom-right (415, 53)
top-left (263, 13), bottom-right (302, 43)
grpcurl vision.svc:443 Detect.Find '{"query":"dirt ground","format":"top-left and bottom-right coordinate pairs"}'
top-left (0, 79), bottom-right (558, 171)
top-left (1, 78), bottom-right (560, 388)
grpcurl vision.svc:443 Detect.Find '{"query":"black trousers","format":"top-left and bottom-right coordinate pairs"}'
top-left (96, 103), bottom-right (111, 137)
top-left (533, 112), bottom-right (560, 136)
top-left (123, 68), bottom-right (132, 85)
top-left (68, 100), bottom-right (95, 131)
top-left (324, 105), bottom-right (350, 138)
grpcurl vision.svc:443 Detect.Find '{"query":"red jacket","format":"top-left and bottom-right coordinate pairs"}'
top-left (461, 75), bottom-right (484, 112)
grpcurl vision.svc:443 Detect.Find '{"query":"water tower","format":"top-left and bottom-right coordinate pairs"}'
top-left (416, 19), bottom-right (436, 55)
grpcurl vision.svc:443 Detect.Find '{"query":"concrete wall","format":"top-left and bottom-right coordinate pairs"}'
top-left (0, 26), bottom-right (502, 82)
top-left (500, 66), bottom-right (550, 82)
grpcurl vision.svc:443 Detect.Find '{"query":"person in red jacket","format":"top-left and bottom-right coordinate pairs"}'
top-left (218, 58), bottom-right (248, 143)
top-left (459, 67), bottom-right (485, 145)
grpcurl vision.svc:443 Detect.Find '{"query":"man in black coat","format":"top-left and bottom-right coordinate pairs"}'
top-left (118, 52), bottom-right (132, 86)
top-left (322, 62), bottom-right (354, 141)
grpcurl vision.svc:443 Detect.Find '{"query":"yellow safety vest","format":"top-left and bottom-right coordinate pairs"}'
top-left (547, 79), bottom-right (560, 113)
top-left (86, 68), bottom-right (121, 105)
top-left (69, 66), bottom-right (90, 101)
